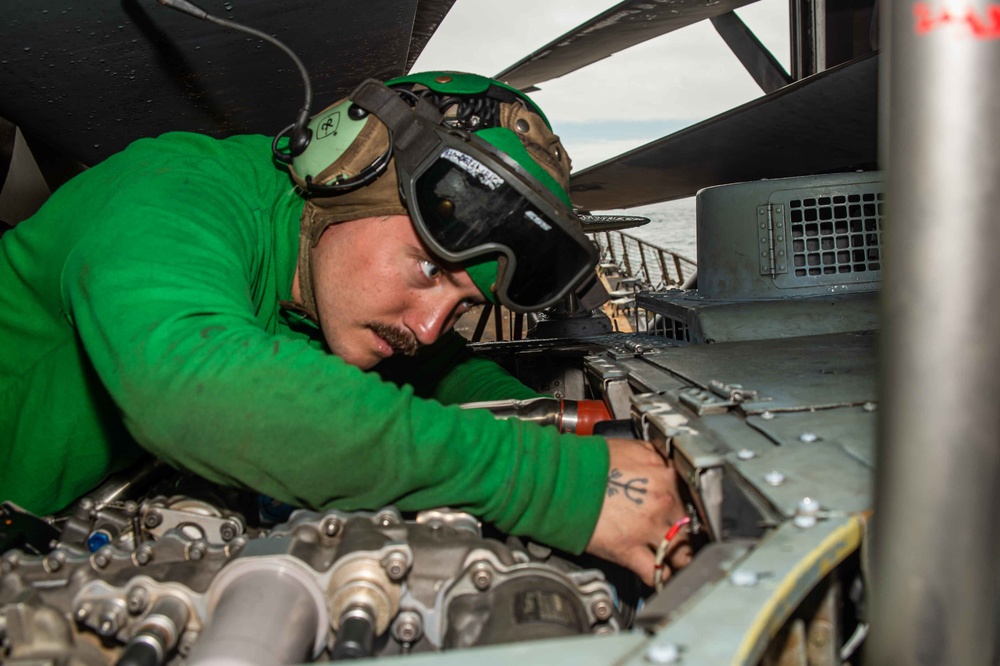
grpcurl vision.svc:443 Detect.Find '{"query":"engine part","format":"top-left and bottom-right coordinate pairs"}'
top-left (1, 503), bottom-right (619, 664)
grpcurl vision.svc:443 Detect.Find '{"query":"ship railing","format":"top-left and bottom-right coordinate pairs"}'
top-left (594, 231), bottom-right (697, 291)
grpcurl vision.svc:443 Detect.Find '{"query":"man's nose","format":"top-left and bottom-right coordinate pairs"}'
top-left (406, 297), bottom-right (456, 346)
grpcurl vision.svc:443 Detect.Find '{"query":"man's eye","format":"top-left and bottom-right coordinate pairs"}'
top-left (419, 259), bottom-right (442, 280)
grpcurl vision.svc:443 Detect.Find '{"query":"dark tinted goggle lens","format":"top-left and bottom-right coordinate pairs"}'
top-left (412, 149), bottom-right (594, 309)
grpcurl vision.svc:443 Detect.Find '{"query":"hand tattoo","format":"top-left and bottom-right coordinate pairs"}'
top-left (607, 468), bottom-right (648, 505)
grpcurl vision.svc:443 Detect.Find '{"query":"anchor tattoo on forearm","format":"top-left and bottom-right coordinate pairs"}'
top-left (606, 468), bottom-right (648, 505)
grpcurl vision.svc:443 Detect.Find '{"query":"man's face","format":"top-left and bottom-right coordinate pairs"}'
top-left (306, 214), bottom-right (486, 370)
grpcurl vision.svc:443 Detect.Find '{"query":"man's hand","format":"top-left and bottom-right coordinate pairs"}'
top-left (585, 438), bottom-right (693, 587)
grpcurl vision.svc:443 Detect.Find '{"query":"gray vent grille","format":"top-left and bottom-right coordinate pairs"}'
top-left (789, 192), bottom-right (884, 277)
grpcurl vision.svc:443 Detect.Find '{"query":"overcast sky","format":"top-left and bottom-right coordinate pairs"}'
top-left (413, 0), bottom-right (789, 169)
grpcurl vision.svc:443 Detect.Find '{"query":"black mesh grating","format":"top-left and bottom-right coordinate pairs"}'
top-left (788, 192), bottom-right (884, 277)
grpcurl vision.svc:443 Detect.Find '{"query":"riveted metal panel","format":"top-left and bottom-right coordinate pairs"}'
top-left (643, 332), bottom-right (876, 414)
top-left (698, 171), bottom-right (884, 300)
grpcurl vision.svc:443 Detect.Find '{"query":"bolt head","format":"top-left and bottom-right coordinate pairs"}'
top-left (730, 570), bottom-right (759, 587)
top-left (764, 470), bottom-right (786, 486)
top-left (322, 518), bottom-right (342, 537)
top-left (143, 511), bottom-right (163, 529)
top-left (98, 615), bottom-right (118, 636)
top-left (591, 599), bottom-right (613, 622)
top-left (384, 553), bottom-right (408, 581)
top-left (93, 549), bottom-right (112, 569)
top-left (135, 545), bottom-right (153, 566)
top-left (126, 588), bottom-right (148, 614)
top-left (646, 642), bottom-right (681, 663)
top-left (471, 565), bottom-right (493, 591)
top-left (393, 613), bottom-right (423, 643)
top-left (219, 521), bottom-right (238, 542)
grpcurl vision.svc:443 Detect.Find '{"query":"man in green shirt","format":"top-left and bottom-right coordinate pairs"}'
top-left (0, 72), bottom-right (690, 585)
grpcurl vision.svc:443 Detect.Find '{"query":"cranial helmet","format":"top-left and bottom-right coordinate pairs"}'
top-left (279, 71), bottom-right (601, 319)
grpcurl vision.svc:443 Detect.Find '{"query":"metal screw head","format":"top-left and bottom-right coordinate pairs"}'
top-left (0, 556), bottom-right (16, 573)
top-left (863, 401), bottom-right (877, 412)
top-left (646, 642), bottom-right (681, 663)
top-left (143, 511), bottom-right (163, 529)
top-left (74, 605), bottom-right (91, 623)
top-left (322, 518), bottom-right (342, 538)
top-left (98, 611), bottom-right (120, 637)
top-left (730, 570), bottom-right (759, 587)
top-left (375, 511), bottom-right (400, 527)
top-left (126, 587), bottom-right (149, 614)
top-left (92, 548), bottom-right (112, 569)
top-left (737, 448), bottom-right (757, 460)
top-left (764, 470), bottom-right (786, 486)
top-left (799, 432), bottom-right (818, 443)
top-left (470, 564), bottom-right (493, 591)
top-left (44, 552), bottom-right (64, 572)
top-left (134, 545), bottom-right (154, 566)
top-left (383, 552), bottom-right (409, 581)
top-left (760, 411), bottom-right (775, 420)
top-left (515, 118), bottom-right (530, 133)
top-left (188, 541), bottom-right (207, 561)
top-left (219, 521), bottom-right (238, 542)
top-left (591, 599), bottom-right (613, 622)
top-left (794, 497), bottom-right (821, 528)
top-left (392, 611), bottom-right (423, 643)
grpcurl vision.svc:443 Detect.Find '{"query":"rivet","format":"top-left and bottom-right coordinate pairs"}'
top-left (795, 497), bottom-right (821, 528)
top-left (799, 432), bottom-right (818, 443)
top-left (761, 411), bottom-right (775, 420)
top-left (515, 118), bottom-right (530, 133)
top-left (765, 470), bottom-right (785, 486)
top-left (646, 642), bottom-right (681, 663)
top-left (863, 401), bottom-right (877, 412)
top-left (730, 569), bottom-right (759, 587)
top-left (434, 74), bottom-right (452, 84)
top-left (737, 448), bottom-right (756, 460)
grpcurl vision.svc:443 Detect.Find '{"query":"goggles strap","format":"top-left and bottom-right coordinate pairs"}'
top-left (575, 274), bottom-right (610, 312)
top-left (350, 80), bottom-right (443, 174)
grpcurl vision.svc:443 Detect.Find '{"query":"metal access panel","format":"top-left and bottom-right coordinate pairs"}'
top-left (697, 170), bottom-right (884, 300)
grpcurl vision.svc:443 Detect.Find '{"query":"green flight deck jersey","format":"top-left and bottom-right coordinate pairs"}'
top-left (0, 132), bottom-right (609, 554)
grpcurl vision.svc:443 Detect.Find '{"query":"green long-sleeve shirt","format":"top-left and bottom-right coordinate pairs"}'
top-left (0, 132), bottom-right (608, 553)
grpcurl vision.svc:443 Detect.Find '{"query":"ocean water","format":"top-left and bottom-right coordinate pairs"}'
top-left (601, 197), bottom-right (698, 262)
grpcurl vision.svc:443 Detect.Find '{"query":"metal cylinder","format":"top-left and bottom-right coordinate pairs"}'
top-left (871, 1), bottom-right (1000, 663)
top-left (187, 558), bottom-right (328, 666)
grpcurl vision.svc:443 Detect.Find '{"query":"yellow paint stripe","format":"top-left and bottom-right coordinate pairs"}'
top-left (733, 516), bottom-right (865, 664)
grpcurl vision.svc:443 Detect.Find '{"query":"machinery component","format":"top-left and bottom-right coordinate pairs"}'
top-left (461, 396), bottom-right (612, 435)
top-left (1, 500), bottom-right (619, 664)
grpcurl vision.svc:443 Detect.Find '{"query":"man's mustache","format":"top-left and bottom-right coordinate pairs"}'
top-left (369, 322), bottom-right (419, 356)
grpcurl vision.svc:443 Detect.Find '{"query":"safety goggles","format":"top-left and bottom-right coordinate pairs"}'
top-left (349, 80), bottom-right (600, 312)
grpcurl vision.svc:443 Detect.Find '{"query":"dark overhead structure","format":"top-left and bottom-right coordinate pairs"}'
top-left (494, 0), bottom-right (759, 90)
top-left (569, 53), bottom-right (878, 211)
top-left (0, 0), bottom-right (454, 166)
